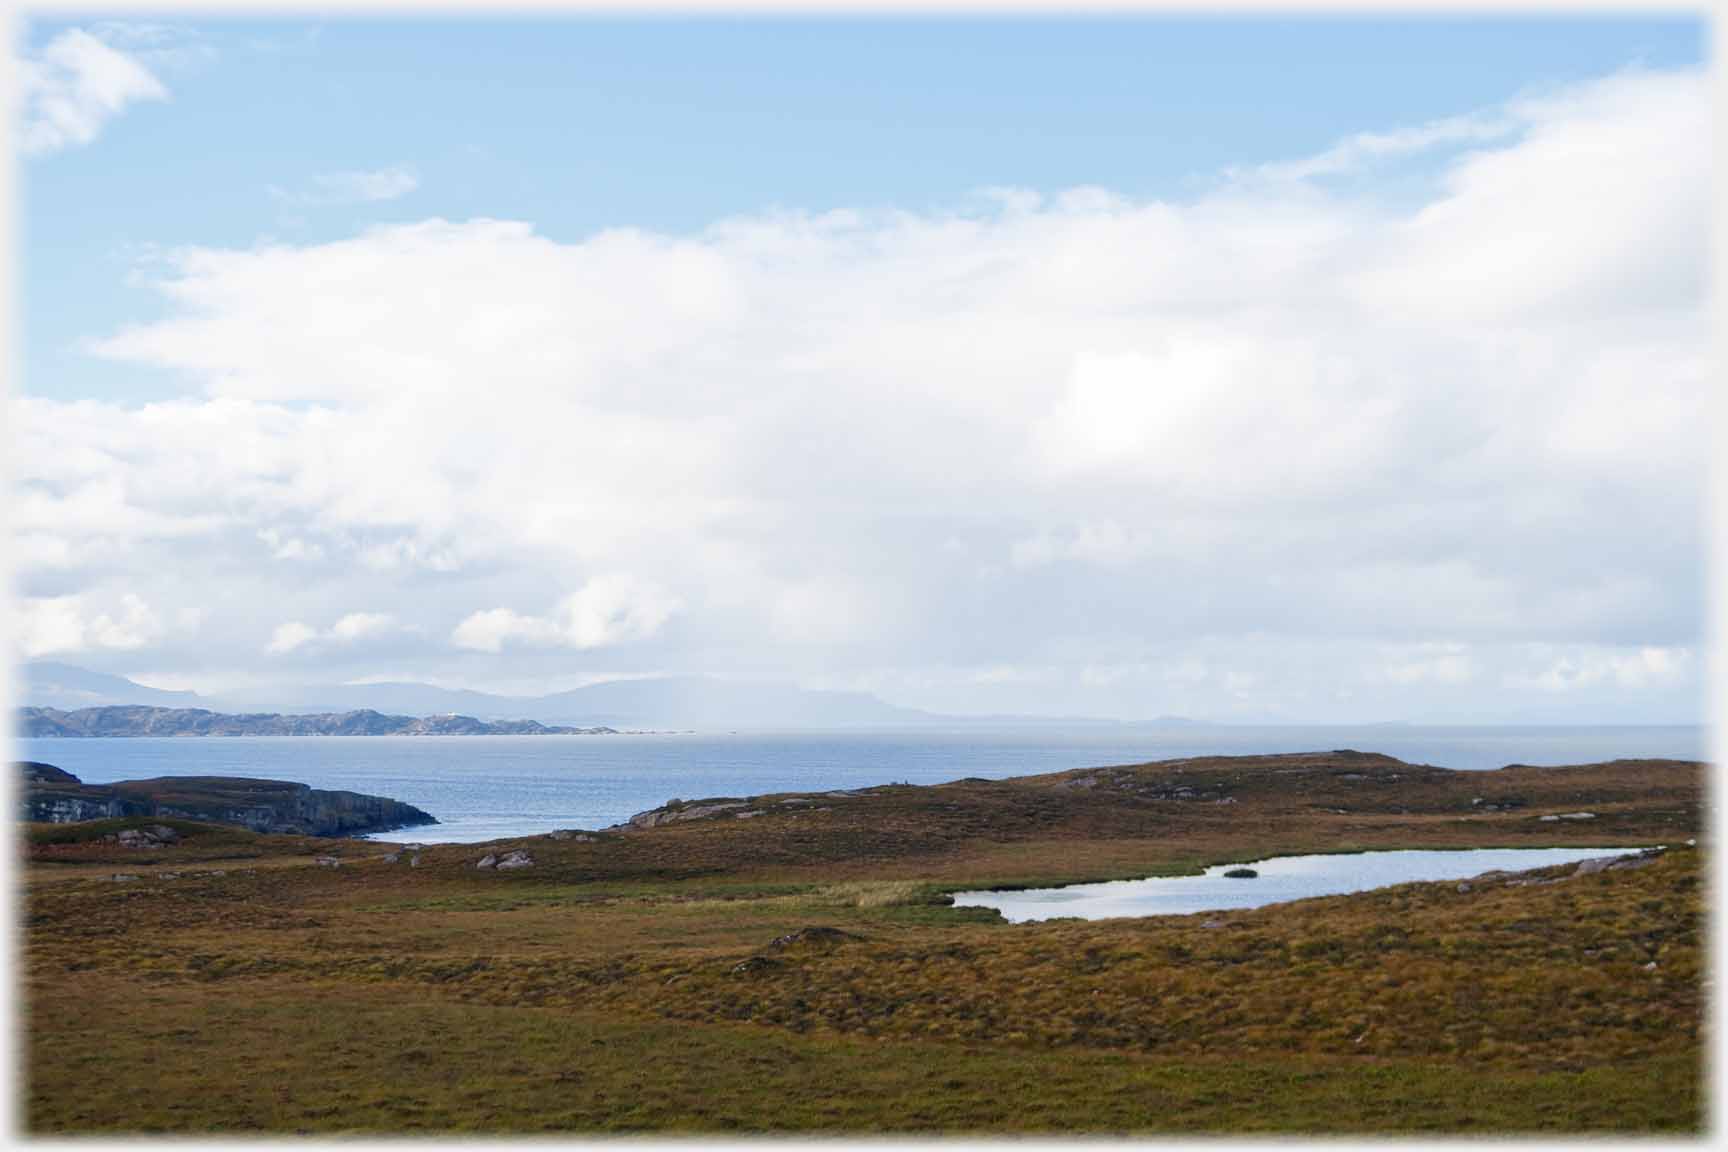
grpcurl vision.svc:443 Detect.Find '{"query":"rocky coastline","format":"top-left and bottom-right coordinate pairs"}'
top-left (18, 761), bottom-right (437, 837)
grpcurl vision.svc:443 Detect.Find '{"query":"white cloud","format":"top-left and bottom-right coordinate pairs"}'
top-left (1508, 645), bottom-right (1693, 693)
top-left (451, 608), bottom-right (558, 654)
top-left (1369, 643), bottom-right (1478, 687)
top-left (1356, 69), bottom-right (1707, 322)
top-left (452, 575), bottom-right (679, 653)
top-left (329, 612), bottom-right (394, 642)
top-left (18, 28), bottom-right (167, 155)
top-left (561, 574), bottom-right (679, 649)
top-left (1249, 110), bottom-right (1518, 183)
top-left (265, 613), bottom-right (396, 655)
top-left (265, 621), bottom-right (317, 655)
top-left (16, 593), bottom-right (166, 657)
top-left (272, 166), bottom-right (420, 206)
top-left (86, 22), bottom-right (215, 71)
top-left (258, 528), bottom-right (323, 562)
top-left (15, 66), bottom-right (1707, 720)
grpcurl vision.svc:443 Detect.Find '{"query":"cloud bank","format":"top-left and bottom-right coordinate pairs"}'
top-left (15, 67), bottom-right (1708, 721)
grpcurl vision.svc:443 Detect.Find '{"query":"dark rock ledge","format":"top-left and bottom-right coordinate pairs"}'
top-left (17, 762), bottom-right (437, 838)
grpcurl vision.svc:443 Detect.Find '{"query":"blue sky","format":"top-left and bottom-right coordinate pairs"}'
top-left (24, 15), bottom-right (1706, 402)
top-left (13, 15), bottom-right (1712, 723)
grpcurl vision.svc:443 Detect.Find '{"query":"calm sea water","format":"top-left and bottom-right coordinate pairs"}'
top-left (17, 725), bottom-right (1705, 844)
top-left (953, 846), bottom-right (1658, 922)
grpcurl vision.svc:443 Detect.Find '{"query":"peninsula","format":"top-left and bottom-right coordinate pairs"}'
top-left (20, 761), bottom-right (438, 837)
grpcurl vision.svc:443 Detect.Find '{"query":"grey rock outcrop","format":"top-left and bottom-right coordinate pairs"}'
top-left (18, 762), bottom-right (437, 837)
top-left (110, 825), bottom-right (181, 848)
top-left (625, 799), bottom-right (749, 829)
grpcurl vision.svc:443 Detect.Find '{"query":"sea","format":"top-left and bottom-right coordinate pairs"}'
top-left (17, 724), bottom-right (1708, 844)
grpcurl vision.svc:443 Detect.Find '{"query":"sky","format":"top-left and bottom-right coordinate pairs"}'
top-left (12, 14), bottom-right (1712, 723)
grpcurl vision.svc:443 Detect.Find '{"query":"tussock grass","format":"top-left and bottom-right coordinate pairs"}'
top-left (21, 752), bottom-right (1706, 1134)
top-left (816, 880), bottom-right (935, 908)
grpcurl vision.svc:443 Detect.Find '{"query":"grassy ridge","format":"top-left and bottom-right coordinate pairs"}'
top-left (22, 751), bottom-right (1706, 1133)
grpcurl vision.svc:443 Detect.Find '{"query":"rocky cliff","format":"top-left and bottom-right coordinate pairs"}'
top-left (18, 763), bottom-right (438, 837)
top-left (20, 705), bottom-right (615, 738)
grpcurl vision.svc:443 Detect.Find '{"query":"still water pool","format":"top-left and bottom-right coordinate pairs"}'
top-left (951, 846), bottom-right (1654, 922)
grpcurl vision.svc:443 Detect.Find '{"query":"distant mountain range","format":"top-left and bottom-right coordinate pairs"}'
top-left (23, 662), bottom-right (204, 711)
top-left (21, 706), bottom-right (615, 739)
top-left (17, 662), bottom-right (1115, 731)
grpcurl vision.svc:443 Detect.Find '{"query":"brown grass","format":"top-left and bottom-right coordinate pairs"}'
top-left (20, 752), bottom-right (1707, 1134)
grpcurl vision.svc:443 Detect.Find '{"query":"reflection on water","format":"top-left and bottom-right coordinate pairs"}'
top-left (951, 846), bottom-right (1654, 922)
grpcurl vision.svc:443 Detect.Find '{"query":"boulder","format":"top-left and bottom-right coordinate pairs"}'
top-left (731, 956), bottom-right (783, 975)
top-left (626, 800), bottom-right (748, 829)
top-left (475, 854), bottom-right (498, 870)
top-left (767, 926), bottom-right (861, 952)
top-left (496, 850), bottom-right (534, 869)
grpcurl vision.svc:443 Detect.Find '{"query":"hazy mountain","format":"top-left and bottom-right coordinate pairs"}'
top-left (20, 662), bottom-right (204, 710)
top-left (23, 663), bottom-right (1112, 730)
top-left (216, 680), bottom-right (528, 721)
top-left (213, 675), bottom-right (935, 729)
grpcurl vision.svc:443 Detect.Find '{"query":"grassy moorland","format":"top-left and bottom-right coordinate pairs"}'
top-left (21, 751), bottom-right (1705, 1134)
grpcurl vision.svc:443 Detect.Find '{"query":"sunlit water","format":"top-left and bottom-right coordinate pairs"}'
top-left (17, 725), bottom-right (1703, 843)
top-left (952, 846), bottom-right (1657, 922)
